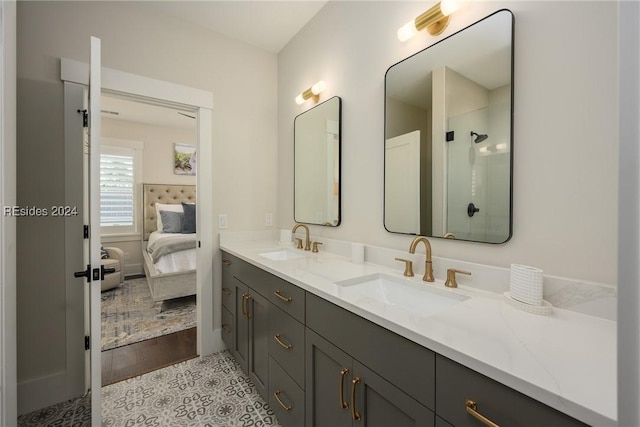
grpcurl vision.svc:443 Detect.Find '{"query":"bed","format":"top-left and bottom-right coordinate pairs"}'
top-left (141, 184), bottom-right (197, 306)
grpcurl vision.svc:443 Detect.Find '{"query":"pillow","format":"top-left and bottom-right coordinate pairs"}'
top-left (181, 202), bottom-right (196, 234)
top-left (155, 203), bottom-right (183, 231)
top-left (160, 210), bottom-right (184, 233)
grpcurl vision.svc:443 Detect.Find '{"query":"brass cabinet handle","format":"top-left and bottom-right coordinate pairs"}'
top-left (241, 293), bottom-right (251, 318)
top-left (222, 259), bottom-right (232, 266)
top-left (274, 390), bottom-right (292, 412)
top-left (274, 334), bottom-right (293, 350)
top-left (350, 377), bottom-right (361, 421)
top-left (466, 399), bottom-right (500, 427)
top-left (339, 368), bottom-right (349, 409)
top-left (274, 290), bottom-right (293, 303)
top-left (221, 324), bottom-right (231, 334)
top-left (222, 287), bottom-right (231, 296)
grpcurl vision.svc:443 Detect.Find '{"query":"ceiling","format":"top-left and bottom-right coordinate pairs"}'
top-left (137, 1), bottom-right (328, 54)
top-left (102, 1), bottom-right (327, 129)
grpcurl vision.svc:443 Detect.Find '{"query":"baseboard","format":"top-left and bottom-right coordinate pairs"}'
top-left (18, 370), bottom-right (79, 415)
top-left (124, 263), bottom-right (143, 277)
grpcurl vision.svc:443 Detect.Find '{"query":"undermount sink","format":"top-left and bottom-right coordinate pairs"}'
top-left (258, 249), bottom-right (306, 261)
top-left (335, 273), bottom-right (468, 319)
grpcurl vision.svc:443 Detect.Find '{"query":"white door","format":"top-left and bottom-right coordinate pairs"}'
top-left (384, 131), bottom-right (421, 234)
top-left (72, 35), bottom-right (101, 425)
top-left (88, 35), bottom-right (102, 426)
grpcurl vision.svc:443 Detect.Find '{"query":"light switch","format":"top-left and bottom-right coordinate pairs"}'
top-left (218, 214), bottom-right (228, 229)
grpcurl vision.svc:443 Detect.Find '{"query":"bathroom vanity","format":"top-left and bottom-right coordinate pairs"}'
top-left (219, 236), bottom-right (615, 427)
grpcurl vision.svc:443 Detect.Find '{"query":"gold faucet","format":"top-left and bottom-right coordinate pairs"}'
top-left (291, 223), bottom-right (311, 251)
top-left (408, 236), bottom-right (434, 282)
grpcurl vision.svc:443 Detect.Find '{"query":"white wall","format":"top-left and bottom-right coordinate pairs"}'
top-left (17, 0), bottom-right (277, 412)
top-left (277, 1), bottom-right (618, 286)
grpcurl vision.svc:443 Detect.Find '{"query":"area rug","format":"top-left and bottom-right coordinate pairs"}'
top-left (101, 277), bottom-right (196, 351)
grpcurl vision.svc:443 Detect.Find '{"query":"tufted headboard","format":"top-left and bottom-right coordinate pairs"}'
top-left (142, 184), bottom-right (196, 240)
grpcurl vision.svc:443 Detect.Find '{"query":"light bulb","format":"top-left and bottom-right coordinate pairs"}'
top-left (311, 80), bottom-right (326, 95)
top-left (397, 20), bottom-right (419, 42)
top-left (295, 94), bottom-right (305, 105)
top-left (440, 0), bottom-right (461, 16)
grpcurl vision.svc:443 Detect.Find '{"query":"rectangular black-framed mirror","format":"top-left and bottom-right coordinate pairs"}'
top-left (384, 10), bottom-right (514, 243)
top-left (294, 96), bottom-right (342, 226)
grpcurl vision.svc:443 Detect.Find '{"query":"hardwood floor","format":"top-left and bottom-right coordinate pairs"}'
top-left (102, 327), bottom-right (197, 386)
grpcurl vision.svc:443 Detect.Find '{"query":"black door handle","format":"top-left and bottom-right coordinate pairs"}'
top-left (467, 203), bottom-right (480, 217)
top-left (101, 265), bottom-right (116, 280)
top-left (74, 264), bottom-right (91, 281)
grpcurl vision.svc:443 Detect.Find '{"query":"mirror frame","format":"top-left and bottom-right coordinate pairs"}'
top-left (383, 9), bottom-right (514, 244)
top-left (294, 96), bottom-right (342, 227)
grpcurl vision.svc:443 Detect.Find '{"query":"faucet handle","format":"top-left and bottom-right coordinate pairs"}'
top-left (294, 238), bottom-right (303, 249)
top-left (395, 258), bottom-right (414, 277)
top-left (312, 241), bottom-right (323, 253)
top-left (445, 269), bottom-right (471, 288)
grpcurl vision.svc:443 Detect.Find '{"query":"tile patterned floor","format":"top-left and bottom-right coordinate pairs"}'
top-left (18, 351), bottom-right (280, 427)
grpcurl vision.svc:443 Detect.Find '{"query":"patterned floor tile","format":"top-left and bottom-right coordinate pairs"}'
top-left (19, 350), bottom-right (280, 427)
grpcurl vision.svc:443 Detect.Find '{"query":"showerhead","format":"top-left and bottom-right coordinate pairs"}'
top-left (470, 131), bottom-right (488, 144)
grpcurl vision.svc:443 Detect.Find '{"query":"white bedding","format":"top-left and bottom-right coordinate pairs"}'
top-left (147, 231), bottom-right (196, 274)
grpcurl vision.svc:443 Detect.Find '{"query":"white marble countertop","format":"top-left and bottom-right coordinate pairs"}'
top-left (220, 237), bottom-right (616, 426)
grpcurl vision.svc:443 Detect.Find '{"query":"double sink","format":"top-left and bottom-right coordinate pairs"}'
top-left (258, 248), bottom-right (469, 320)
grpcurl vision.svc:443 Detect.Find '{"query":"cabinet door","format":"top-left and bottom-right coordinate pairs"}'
top-left (305, 329), bottom-right (353, 427)
top-left (221, 306), bottom-right (234, 351)
top-left (353, 360), bottom-right (434, 427)
top-left (248, 290), bottom-right (269, 400)
top-left (233, 278), bottom-right (249, 372)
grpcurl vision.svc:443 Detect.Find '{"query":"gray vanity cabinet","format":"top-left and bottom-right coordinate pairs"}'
top-left (435, 355), bottom-right (587, 427)
top-left (306, 293), bottom-right (435, 427)
top-left (305, 328), bottom-right (435, 427)
top-left (223, 252), bottom-right (270, 400)
top-left (221, 254), bottom-right (236, 353)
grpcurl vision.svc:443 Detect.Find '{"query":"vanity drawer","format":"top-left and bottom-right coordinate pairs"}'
top-left (306, 292), bottom-right (435, 410)
top-left (269, 276), bottom-right (305, 323)
top-left (221, 306), bottom-right (234, 351)
top-left (435, 355), bottom-right (587, 426)
top-left (221, 251), bottom-right (237, 314)
top-left (235, 257), bottom-right (281, 298)
top-left (269, 305), bottom-right (305, 388)
top-left (269, 356), bottom-right (305, 427)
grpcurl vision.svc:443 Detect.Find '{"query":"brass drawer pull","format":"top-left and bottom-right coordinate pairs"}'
top-left (222, 287), bottom-right (231, 296)
top-left (221, 324), bottom-right (231, 334)
top-left (274, 390), bottom-right (292, 412)
top-left (351, 377), bottom-right (361, 421)
top-left (274, 290), bottom-right (293, 303)
top-left (242, 293), bottom-right (251, 318)
top-left (274, 334), bottom-right (293, 350)
top-left (339, 368), bottom-right (349, 409)
top-left (466, 399), bottom-right (500, 427)
top-left (222, 259), bottom-right (232, 266)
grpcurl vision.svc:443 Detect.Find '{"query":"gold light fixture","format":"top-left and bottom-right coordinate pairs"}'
top-left (295, 80), bottom-right (326, 105)
top-left (397, 0), bottom-right (465, 41)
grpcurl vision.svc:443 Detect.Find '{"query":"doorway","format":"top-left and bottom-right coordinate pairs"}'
top-left (60, 58), bottom-right (216, 417)
top-left (98, 94), bottom-right (199, 385)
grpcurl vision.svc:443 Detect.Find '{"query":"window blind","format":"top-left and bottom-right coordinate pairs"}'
top-left (100, 153), bottom-right (134, 227)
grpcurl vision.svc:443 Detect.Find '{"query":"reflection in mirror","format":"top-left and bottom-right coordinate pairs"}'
top-left (294, 96), bottom-right (341, 226)
top-left (385, 10), bottom-right (513, 243)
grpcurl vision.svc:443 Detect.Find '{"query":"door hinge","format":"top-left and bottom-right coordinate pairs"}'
top-left (83, 225), bottom-right (89, 239)
top-left (85, 336), bottom-right (90, 350)
top-left (77, 109), bottom-right (88, 128)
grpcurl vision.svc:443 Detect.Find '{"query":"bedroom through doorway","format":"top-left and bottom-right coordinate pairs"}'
top-left (99, 94), bottom-right (199, 385)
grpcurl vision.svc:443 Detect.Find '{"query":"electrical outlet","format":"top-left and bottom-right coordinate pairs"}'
top-left (218, 214), bottom-right (228, 229)
top-left (265, 212), bottom-right (273, 227)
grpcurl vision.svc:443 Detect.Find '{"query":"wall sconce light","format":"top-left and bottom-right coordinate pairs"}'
top-left (295, 80), bottom-right (326, 105)
top-left (397, 0), bottom-right (465, 42)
